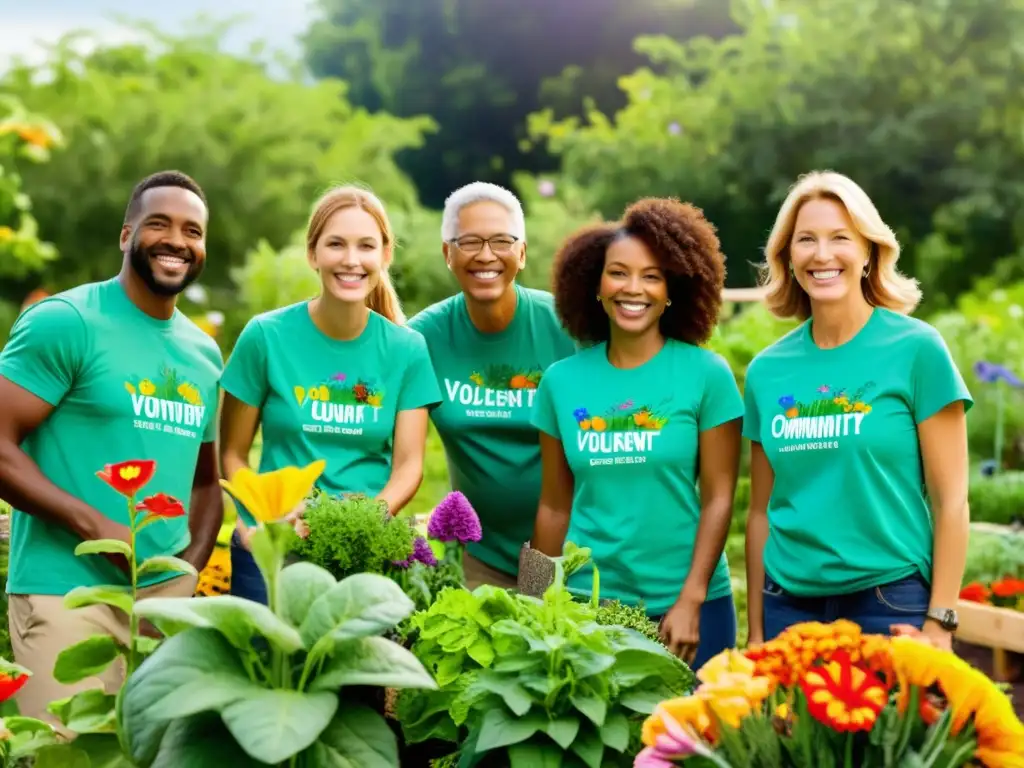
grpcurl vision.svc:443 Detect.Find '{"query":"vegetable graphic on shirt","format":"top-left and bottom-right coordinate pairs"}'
top-left (124, 367), bottom-right (208, 436)
top-left (573, 399), bottom-right (669, 455)
top-left (471, 363), bottom-right (543, 390)
top-left (443, 364), bottom-right (543, 412)
top-left (125, 367), bottom-right (204, 406)
top-left (777, 382), bottom-right (875, 418)
top-left (574, 398), bottom-right (670, 433)
top-left (292, 373), bottom-right (385, 408)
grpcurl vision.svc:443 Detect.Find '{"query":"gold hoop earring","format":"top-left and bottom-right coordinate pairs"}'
top-left (596, 295), bottom-right (602, 302)
top-left (665, 299), bottom-right (672, 307)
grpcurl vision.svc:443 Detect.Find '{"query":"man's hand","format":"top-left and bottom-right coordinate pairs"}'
top-left (93, 519), bottom-right (133, 576)
top-left (660, 595), bottom-right (702, 664)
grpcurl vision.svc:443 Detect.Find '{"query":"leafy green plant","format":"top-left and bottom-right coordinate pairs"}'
top-left (594, 600), bottom-right (662, 645)
top-left (116, 464), bottom-right (438, 766)
top-left (293, 491), bottom-right (416, 581)
top-left (963, 525), bottom-right (1024, 584)
top-left (968, 471), bottom-right (1024, 525)
top-left (398, 571), bottom-right (695, 766)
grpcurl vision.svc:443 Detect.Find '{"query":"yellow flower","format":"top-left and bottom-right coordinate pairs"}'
top-left (139, 379), bottom-right (156, 396)
top-left (124, 382), bottom-right (137, 395)
top-left (0, 226), bottom-right (14, 243)
top-left (642, 696), bottom-right (712, 745)
top-left (697, 673), bottom-right (771, 729)
top-left (367, 394), bottom-right (382, 407)
top-left (220, 461), bottom-right (326, 523)
top-left (470, 372), bottom-right (484, 386)
top-left (698, 649), bottom-right (756, 684)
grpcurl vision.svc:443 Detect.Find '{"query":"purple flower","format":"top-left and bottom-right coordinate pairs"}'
top-left (427, 492), bottom-right (482, 543)
top-left (537, 179), bottom-right (556, 197)
top-left (973, 361), bottom-right (1022, 387)
top-left (392, 536), bottom-right (438, 569)
top-left (667, 122), bottom-right (682, 136)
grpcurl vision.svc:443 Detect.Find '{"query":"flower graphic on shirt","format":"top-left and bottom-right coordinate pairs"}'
top-left (777, 382), bottom-right (876, 419)
top-left (124, 367), bottom-right (204, 405)
top-left (469, 364), bottom-right (543, 390)
top-left (292, 373), bottom-right (385, 408)
top-left (573, 397), bottom-right (670, 432)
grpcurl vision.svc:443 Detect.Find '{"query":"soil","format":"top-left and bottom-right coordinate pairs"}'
top-left (955, 640), bottom-right (1024, 718)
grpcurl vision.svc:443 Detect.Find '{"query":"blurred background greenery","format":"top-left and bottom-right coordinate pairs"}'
top-left (2, 0), bottom-right (1024, 650)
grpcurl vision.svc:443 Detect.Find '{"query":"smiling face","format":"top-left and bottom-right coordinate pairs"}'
top-left (598, 234), bottom-right (669, 336)
top-left (121, 186), bottom-right (207, 297)
top-left (789, 197), bottom-right (871, 309)
top-left (444, 201), bottom-right (526, 303)
top-left (308, 206), bottom-right (389, 304)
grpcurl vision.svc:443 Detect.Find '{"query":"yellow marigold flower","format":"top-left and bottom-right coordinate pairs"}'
top-left (0, 226), bottom-right (14, 243)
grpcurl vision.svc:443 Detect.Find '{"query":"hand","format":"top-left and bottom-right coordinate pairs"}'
top-left (237, 501), bottom-right (308, 550)
top-left (890, 621), bottom-right (953, 651)
top-left (660, 596), bottom-right (702, 664)
top-left (93, 519), bottom-right (133, 576)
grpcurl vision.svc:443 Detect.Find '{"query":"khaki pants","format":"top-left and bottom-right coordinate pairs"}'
top-left (9, 574), bottom-right (198, 729)
top-left (464, 552), bottom-right (517, 590)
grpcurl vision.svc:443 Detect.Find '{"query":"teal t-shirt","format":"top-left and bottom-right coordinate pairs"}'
top-left (531, 339), bottom-right (742, 615)
top-left (0, 278), bottom-right (223, 595)
top-left (743, 308), bottom-right (973, 597)
top-left (409, 286), bottom-right (576, 576)
top-left (221, 303), bottom-right (441, 511)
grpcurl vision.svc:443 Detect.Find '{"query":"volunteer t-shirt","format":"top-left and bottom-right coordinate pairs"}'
top-left (0, 278), bottom-right (223, 595)
top-left (532, 339), bottom-right (742, 615)
top-left (221, 303), bottom-right (441, 515)
top-left (743, 308), bottom-right (973, 597)
top-left (409, 286), bottom-right (576, 575)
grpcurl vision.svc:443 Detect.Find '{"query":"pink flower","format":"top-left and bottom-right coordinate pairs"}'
top-left (818, 384), bottom-right (830, 393)
top-left (633, 705), bottom-right (711, 767)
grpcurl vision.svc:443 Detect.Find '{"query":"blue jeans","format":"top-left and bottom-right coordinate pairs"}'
top-left (763, 572), bottom-right (929, 641)
top-left (651, 593), bottom-right (738, 671)
top-left (230, 530), bottom-right (269, 605)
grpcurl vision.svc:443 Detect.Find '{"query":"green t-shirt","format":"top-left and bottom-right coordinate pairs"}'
top-left (742, 308), bottom-right (973, 597)
top-left (409, 286), bottom-right (576, 575)
top-left (0, 278), bottom-right (223, 595)
top-left (531, 339), bottom-right (742, 615)
top-left (221, 303), bottom-right (441, 514)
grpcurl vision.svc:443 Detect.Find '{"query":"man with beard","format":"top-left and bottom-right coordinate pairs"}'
top-left (0, 170), bottom-right (224, 725)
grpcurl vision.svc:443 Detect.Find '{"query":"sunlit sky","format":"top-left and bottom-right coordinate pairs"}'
top-left (0, 0), bottom-right (314, 68)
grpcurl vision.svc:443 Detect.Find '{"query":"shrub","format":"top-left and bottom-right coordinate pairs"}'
top-left (969, 471), bottom-right (1024, 526)
top-left (963, 526), bottom-right (1024, 584)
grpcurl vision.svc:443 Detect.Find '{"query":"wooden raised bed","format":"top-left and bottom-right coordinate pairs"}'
top-left (956, 599), bottom-right (1024, 682)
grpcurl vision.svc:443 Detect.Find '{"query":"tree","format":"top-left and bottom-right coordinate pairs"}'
top-left (302, 0), bottom-right (737, 207)
top-left (1, 21), bottom-right (435, 291)
top-left (530, 0), bottom-right (1024, 298)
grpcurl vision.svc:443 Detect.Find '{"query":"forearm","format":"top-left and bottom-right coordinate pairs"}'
top-left (183, 482), bottom-right (223, 568)
top-left (0, 442), bottom-right (109, 540)
top-left (376, 461), bottom-right (423, 516)
top-left (745, 511), bottom-right (769, 637)
top-left (679, 499), bottom-right (732, 602)
top-left (221, 449), bottom-right (251, 531)
top-left (930, 500), bottom-right (970, 610)
top-left (531, 503), bottom-right (570, 557)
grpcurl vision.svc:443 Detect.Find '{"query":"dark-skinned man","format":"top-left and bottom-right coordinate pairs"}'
top-left (0, 170), bottom-right (224, 724)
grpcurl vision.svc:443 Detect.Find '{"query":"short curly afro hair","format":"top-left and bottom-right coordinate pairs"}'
top-left (552, 197), bottom-right (726, 345)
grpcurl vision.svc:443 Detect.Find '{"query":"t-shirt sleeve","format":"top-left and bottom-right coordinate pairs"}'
top-left (530, 370), bottom-right (561, 438)
top-left (397, 333), bottom-right (442, 411)
top-left (221, 319), bottom-right (268, 408)
top-left (699, 353), bottom-right (744, 432)
top-left (0, 299), bottom-right (87, 406)
top-left (742, 363), bottom-right (762, 443)
top-left (912, 326), bottom-right (973, 423)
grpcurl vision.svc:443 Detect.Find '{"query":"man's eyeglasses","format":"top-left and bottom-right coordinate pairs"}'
top-left (449, 234), bottom-right (520, 255)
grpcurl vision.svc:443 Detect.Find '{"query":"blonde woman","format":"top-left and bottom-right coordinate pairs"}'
top-left (219, 186), bottom-right (440, 603)
top-left (743, 171), bottom-right (971, 650)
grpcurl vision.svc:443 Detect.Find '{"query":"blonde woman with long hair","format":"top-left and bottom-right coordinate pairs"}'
top-left (743, 171), bottom-right (971, 650)
top-left (219, 186), bottom-right (440, 603)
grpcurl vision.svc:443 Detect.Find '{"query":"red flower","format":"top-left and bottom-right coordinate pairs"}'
top-left (137, 493), bottom-right (185, 519)
top-left (0, 671), bottom-right (29, 702)
top-left (958, 581), bottom-right (990, 604)
top-left (799, 650), bottom-right (891, 733)
top-left (97, 460), bottom-right (156, 497)
top-left (990, 577), bottom-right (1024, 599)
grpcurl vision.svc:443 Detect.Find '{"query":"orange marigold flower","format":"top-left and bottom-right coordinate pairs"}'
top-left (799, 650), bottom-right (890, 733)
top-left (959, 581), bottom-right (992, 603)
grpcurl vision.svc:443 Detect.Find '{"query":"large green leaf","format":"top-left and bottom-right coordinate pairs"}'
top-left (134, 594), bottom-right (303, 653)
top-left (120, 628), bottom-right (249, 766)
top-left (304, 704), bottom-right (399, 768)
top-left (599, 710), bottom-right (629, 752)
top-left (64, 585), bottom-right (133, 615)
top-left (508, 740), bottom-right (564, 767)
top-left (469, 672), bottom-right (532, 717)
top-left (52, 635), bottom-right (122, 684)
top-left (299, 573), bottom-right (414, 648)
top-left (279, 561), bottom-right (337, 628)
top-left (312, 636), bottom-right (436, 692)
top-left (137, 556), bottom-right (198, 579)
top-left (221, 688), bottom-right (338, 764)
top-left (32, 735), bottom-right (128, 767)
top-left (47, 688), bottom-right (118, 734)
top-left (475, 707), bottom-right (546, 753)
top-left (150, 712), bottom-right (264, 767)
top-left (74, 539), bottom-right (133, 560)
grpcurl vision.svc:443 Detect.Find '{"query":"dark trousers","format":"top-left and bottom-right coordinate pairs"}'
top-left (229, 529), bottom-right (269, 606)
top-left (763, 572), bottom-right (929, 641)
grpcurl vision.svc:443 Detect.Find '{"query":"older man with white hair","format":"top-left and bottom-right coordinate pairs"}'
top-left (410, 182), bottom-right (576, 588)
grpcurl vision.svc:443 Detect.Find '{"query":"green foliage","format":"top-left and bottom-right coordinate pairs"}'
top-left (119, 523), bottom-right (437, 765)
top-left (708, 304), bottom-right (799, 391)
top-left (594, 600), bottom-right (662, 645)
top-left (397, 580), bottom-right (694, 764)
top-left (1, 21), bottom-right (434, 292)
top-left (968, 472), bottom-right (1024, 526)
top-left (293, 492), bottom-right (417, 581)
top-left (963, 526), bottom-right (1024, 584)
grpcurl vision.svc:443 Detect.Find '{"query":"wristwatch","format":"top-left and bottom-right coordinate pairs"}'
top-left (926, 607), bottom-right (959, 632)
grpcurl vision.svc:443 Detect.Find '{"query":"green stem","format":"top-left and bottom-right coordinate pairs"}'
top-left (843, 731), bottom-right (853, 768)
top-left (127, 497), bottom-right (139, 677)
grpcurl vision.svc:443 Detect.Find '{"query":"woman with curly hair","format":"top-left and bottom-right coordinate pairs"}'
top-left (744, 171), bottom-right (971, 650)
top-left (524, 197), bottom-right (742, 666)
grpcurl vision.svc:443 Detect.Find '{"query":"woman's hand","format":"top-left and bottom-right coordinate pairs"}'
top-left (660, 596), bottom-right (702, 664)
